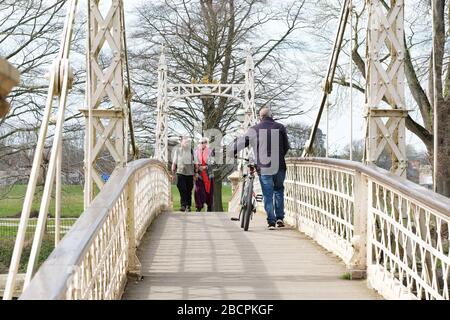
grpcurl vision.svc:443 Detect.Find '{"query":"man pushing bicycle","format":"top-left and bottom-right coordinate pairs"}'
top-left (230, 106), bottom-right (290, 230)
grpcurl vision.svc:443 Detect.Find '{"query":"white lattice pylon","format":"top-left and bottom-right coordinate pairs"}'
top-left (364, 0), bottom-right (407, 176)
top-left (243, 50), bottom-right (257, 131)
top-left (154, 51), bottom-right (254, 164)
top-left (83, 0), bottom-right (129, 206)
top-left (237, 50), bottom-right (258, 168)
top-left (154, 51), bottom-right (168, 163)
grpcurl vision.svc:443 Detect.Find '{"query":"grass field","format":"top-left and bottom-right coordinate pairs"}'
top-left (0, 183), bottom-right (233, 273)
top-left (0, 237), bottom-right (55, 274)
top-left (0, 185), bottom-right (85, 218)
top-left (0, 184), bottom-right (233, 217)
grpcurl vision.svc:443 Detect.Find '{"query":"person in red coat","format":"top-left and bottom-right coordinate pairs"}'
top-left (194, 137), bottom-right (215, 212)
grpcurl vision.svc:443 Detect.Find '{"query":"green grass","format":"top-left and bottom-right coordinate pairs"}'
top-left (0, 236), bottom-right (55, 274)
top-left (340, 272), bottom-right (352, 280)
top-left (0, 185), bottom-right (84, 218)
top-left (0, 184), bottom-right (234, 274)
top-left (171, 184), bottom-right (232, 211)
top-left (0, 184), bottom-right (234, 218)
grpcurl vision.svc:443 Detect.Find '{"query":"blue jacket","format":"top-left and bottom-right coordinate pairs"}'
top-left (233, 117), bottom-right (290, 175)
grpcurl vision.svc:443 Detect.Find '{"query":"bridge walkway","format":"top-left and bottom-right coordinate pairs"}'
top-left (123, 211), bottom-right (380, 300)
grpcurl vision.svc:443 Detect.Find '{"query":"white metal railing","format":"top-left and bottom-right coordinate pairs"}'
top-left (284, 158), bottom-right (450, 300)
top-left (0, 218), bottom-right (77, 238)
top-left (18, 159), bottom-right (170, 300)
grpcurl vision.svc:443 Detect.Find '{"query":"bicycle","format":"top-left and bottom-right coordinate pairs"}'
top-left (231, 157), bottom-right (263, 231)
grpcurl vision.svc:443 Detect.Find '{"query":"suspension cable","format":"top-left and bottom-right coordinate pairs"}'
top-left (121, 4), bottom-right (139, 160)
top-left (302, 0), bottom-right (351, 157)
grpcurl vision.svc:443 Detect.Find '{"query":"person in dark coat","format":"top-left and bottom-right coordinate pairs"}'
top-left (231, 106), bottom-right (290, 229)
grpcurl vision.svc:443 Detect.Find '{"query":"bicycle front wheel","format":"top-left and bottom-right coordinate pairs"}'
top-left (243, 181), bottom-right (253, 231)
top-left (239, 205), bottom-right (246, 229)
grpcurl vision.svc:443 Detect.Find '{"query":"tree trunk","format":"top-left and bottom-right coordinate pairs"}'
top-left (432, 0), bottom-right (450, 197)
top-left (435, 100), bottom-right (450, 196)
top-left (213, 178), bottom-right (223, 212)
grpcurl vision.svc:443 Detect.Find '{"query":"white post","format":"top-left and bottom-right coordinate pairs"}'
top-left (348, 171), bottom-right (368, 279)
top-left (55, 135), bottom-right (62, 245)
top-left (366, 177), bottom-right (374, 282)
top-left (126, 175), bottom-right (141, 279)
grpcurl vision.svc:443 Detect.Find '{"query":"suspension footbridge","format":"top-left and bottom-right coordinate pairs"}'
top-left (1, 0), bottom-right (449, 300)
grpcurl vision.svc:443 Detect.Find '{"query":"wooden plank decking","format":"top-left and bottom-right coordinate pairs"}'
top-left (123, 211), bottom-right (380, 300)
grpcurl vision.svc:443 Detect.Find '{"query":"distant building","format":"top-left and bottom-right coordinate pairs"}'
top-left (0, 169), bottom-right (30, 185)
top-left (407, 160), bottom-right (421, 183)
top-left (419, 165), bottom-right (432, 188)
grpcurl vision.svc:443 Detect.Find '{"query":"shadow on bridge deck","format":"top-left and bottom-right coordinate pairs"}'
top-left (123, 211), bottom-right (380, 300)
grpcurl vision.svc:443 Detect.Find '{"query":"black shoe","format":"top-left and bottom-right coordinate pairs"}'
top-left (268, 223), bottom-right (276, 230)
top-left (186, 207), bottom-right (191, 212)
top-left (276, 219), bottom-right (285, 228)
top-left (207, 206), bottom-right (212, 212)
top-left (180, 206), bottom-right (186, 212)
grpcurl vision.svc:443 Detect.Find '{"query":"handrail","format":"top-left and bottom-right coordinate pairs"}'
top-left (285, 157), bottom-right (450, 300)
top-left (19, 159), bottom-right (170, 300)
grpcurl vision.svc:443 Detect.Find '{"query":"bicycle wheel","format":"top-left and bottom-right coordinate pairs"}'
top-left (239, 205), bottom-right (246, 228)
top-left (240, 180), bottom-right (248, 228)
top-left (243, 180), bottom-right (253, 231)
top-left (239, 179), bottom-right (246, 206)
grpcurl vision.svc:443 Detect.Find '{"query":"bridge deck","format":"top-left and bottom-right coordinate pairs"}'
top-left (123, 211), bottom-right (380, 300)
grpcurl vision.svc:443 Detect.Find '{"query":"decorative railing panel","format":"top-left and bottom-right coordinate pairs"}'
top-left (367, 181), bottom-right (450, 300)
top-left (19, 159), bottom-right (170, 300)
top-left (134, 166), bottom-right (171, 242)
top-left (284, 158), bottom-right (450, 300)
top-left (285, 163), bottom-right (355, 264)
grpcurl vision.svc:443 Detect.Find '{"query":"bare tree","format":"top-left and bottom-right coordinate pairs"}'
top-left (129, 0), bottom-right (308, 210)
top-left (286, 122), bottom-right (326, 157)
top-left (0, 1), bottom-right (89, 205)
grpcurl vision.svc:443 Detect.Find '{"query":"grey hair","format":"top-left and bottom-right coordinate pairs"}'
top-left (259, 106), bottom-right (273, 119)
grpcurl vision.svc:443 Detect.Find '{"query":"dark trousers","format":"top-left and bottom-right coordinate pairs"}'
top-left (177, 174), bottom-right (193, 208)
top-left (195, 177), bottom-right (214, 211)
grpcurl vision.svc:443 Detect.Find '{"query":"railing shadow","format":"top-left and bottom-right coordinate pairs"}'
top-left (123, 212), bottom-right (281, 300)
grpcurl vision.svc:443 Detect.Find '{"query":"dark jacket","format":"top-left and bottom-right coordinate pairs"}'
top-left (232, 117), bottom-right (290, 175)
